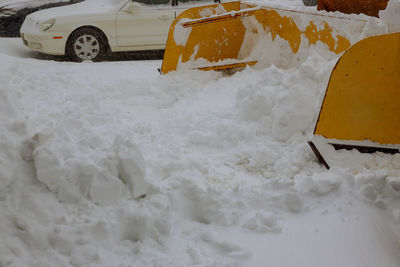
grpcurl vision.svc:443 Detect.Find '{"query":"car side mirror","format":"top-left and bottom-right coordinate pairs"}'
top-left (126, 1), bottom-right (141, 13)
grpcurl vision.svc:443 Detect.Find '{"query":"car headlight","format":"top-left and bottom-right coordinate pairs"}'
top-left (39, 18), bottom-right (55, 31)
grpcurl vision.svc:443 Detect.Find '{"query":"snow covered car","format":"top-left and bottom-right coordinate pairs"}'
top-left (0, 0), bottom-right (84, 37)
top-left (20, 0), bottom-right (213, 61)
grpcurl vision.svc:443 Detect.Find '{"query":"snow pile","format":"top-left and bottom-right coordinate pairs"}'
top-left (0, 91), bottom-right (25, 196)
top-left (380, 0), bottom-right (400, 32)
top-left (173, 1), bottom-right (387, 72)
top-left (25, 131), bottom-right (147, 204)
top-left (2, 0), bottom-right (400, 266)
top-left (1, 38), bottom-right (400, 266)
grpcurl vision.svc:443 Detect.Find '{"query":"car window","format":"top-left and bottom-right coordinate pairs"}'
top-left (178, 0), bottom-right (209, 2)
top-left (134, 0), bottom-right (170, 5)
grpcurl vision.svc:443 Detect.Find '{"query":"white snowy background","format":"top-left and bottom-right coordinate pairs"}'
top-left (1, 0), bottom-right (400, 266)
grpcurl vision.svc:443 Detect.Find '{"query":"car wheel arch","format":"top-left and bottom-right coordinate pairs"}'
top-left (66, 26), bottom-right (111, 55)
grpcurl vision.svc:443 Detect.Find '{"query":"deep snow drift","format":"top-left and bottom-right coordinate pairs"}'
top-left (1, 1), bottom-right (400, 266)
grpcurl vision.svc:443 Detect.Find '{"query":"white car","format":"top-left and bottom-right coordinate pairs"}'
top-left (20, 0), bottom-right (213, 61)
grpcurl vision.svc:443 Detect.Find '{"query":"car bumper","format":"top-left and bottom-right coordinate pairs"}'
top-left (21, 32), bottom-right (67, 55)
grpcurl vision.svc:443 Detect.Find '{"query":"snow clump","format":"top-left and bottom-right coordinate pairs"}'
top-left (24, 130), bottom-right (147, 204)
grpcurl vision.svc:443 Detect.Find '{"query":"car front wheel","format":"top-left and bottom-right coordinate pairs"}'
top-left (67, 28), bottom-right (107, 62)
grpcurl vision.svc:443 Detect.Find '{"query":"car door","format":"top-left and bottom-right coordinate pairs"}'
top-left (116, 0), bottom-right (175, 48)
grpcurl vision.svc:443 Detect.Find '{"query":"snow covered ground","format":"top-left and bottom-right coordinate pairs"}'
top-left (2, 1), bottom-right (400, 266)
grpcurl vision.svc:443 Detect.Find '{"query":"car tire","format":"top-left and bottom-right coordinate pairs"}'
top-left (66, 28), bottom-right (107, 62)
top-left (302, 0), bottom-right (317, 6)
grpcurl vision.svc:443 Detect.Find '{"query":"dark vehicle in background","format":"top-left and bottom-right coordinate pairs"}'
top-left (302, 0), bottom-right (317, 6)
top-left (0, 0), bottom-right (83, 37)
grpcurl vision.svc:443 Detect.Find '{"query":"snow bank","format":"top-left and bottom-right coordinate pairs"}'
top-left (1, 1), bottom-right (400, 265)
top-left (380, 0), bottom-right (400, 31)
top-left (26, 131), bottom-right (147, 204)
top-left (173, 0), bottom-right (396, 72)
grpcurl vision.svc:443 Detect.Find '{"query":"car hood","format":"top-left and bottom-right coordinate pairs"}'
top-left (26, 0), bottom-right (125, 21)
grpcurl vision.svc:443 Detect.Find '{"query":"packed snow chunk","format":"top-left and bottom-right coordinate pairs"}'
top-left (174, 19), bottom-right (192, 46)
top-left (295, 170), bottom-right (345, 196)
top-left (118, 206), bottom-right (171, 244)
top-left (174, 180), bottom-right (225, 225)
top-left (70, 245), bottom-right (99, 266)
top-left (380, 0), bottom-right (400, 32)
top-left (200, 232), bottom-right (251, 259)
top-left (360, 18), bottom-right (388, 39)
top-left (12, 214), bottom-right (51, 251)
top-left (354, 170), bottom-right (394, 209)
top-left (272, 84), bottom-right (315, 141)
top-left (0, 123), bottom-right (29, 191)
top-left (114, 136), bottom-right (148, 199)
top-left (285, 192), bottom-right (303, 213)
top-left (387, 176), bottom-right (400, 192)
top-left (28, 131), bottom-right (148, 205)
top-left (242, 212), bottom-right (281, 233)
top-left (235, 83), bottom-right (276, 122)
top-left (48, 231), bottom-right (75, 256)
top-left (0, 89), bottom-right (18, 120)
top-left (0, 90), bottom-right (27, 189)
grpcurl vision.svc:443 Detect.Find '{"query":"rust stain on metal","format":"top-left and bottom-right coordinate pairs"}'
top-left (317, 0), bottom-right (389, 17)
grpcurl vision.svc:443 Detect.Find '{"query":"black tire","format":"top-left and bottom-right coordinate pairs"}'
top-left (66, 27), bottom-right (107, 62)
top-left (302, 0), bottom-right (317, 6)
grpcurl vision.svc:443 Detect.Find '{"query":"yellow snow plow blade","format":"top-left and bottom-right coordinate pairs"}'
top-left (161, 1), bottom-right (368, 74)
top-left (310, 32), bottom-right (400, 169)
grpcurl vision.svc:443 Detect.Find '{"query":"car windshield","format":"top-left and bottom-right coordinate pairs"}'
top-left (108, 0), bottom-right (131, 5)
top-left (134, 0), bottom-right (170, 5)
top-left (80, 0), bottom-right (129, 10)
top-left (177, 0), bottom-right (208, 2)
